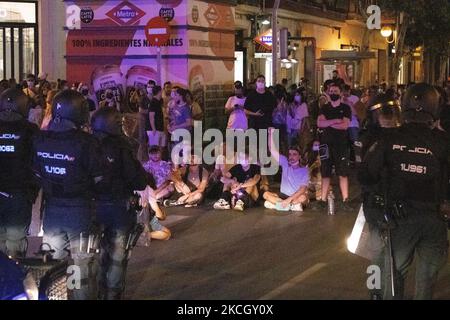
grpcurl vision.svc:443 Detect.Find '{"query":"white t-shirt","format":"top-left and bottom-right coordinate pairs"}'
top-left (279, 155), bottom-right (309, 196)
top-left (225, 96), bottom-right (248, 130)
top-left (344, 95), bottom-right (360, 128)
top-left (286, 103), bottom-right (309, 132)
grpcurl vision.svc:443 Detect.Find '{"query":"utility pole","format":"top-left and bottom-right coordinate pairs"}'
top-left (272, 0), bottom-right (280, 86)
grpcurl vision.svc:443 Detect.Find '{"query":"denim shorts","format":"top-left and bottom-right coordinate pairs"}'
top-left (149, 215), bottom-right (164, 232)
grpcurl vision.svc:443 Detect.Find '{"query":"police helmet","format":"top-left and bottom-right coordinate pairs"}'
top-left (52, 90), bottom-right (89, 128)
top-left (366, 93), bottom-right (401, 129)
top-left (0, 88), bottom-right (30, 118)
top-left (91, 107), bottom-right (123, 136)
top-left (402, 83), bottom-right (440, 125)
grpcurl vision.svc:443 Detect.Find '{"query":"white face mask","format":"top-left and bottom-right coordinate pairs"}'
top-left (294, 96), bottom-right (302, 103)
top-left (256, 82), bottom-right (265, 90)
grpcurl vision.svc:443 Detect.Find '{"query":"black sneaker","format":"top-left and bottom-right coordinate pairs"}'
top-left (339, 199), bottom-right (353, 212)
top-left (311, 200), bottom-right (327, 211)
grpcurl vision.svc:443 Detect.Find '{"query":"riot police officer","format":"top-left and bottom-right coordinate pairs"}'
top-left (0, 88), bottom-right (39, 258)
top-left (33, 90), bottom-right (104, 300)
top-left (91, 107), bottom-right (151, 300)
top-left (359, 83), bottom-right (449, 299)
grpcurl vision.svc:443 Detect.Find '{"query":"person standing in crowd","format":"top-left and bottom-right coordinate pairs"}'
top-left (272, 89), bottom-right (287, 151)
top-left (0, 89), bottom-right (39, 258)
top-left (79, 84), bottom-right (97, 115)
top-left (33, 90), bottom-right (104, 300)
top-left (186, 90), bottom-right (203, 122)
top-left (213, 151), bottom-right (261, 212)
top-left (314, 83), bottom-right (352, 212)
top-left (143, 145), bottom-right (174, 201)
top-left (263, 128), bottom-right (309, 212)
top-left (286, 88), bottom-right (309, 147)
top-left (359, 83), bottom-right (449, 300)
top-left (90, 107), bottom-right (154, 300)
top-left (164, 154), bottom-right (209, 208)
top-left (41, 89), bottom-right (59, 130)
top-left (57, 79), bottom-right (69, 91)
top-left (331, 70), bottom-right (344, 88)
top-left (99, 89), bottom-right (121, 112)
top-left (167, 88), bottom-right (193, 154)
top-left (23, 74), bottom-right (37, 100)
top-left (342, 85), bottom-right (360, 163)
top-left (244, 75), bottom-right (276, 133)
top-left (148, 85), bottom-right (167, 150)
top-left (225, 82), bottom-right (248, 131)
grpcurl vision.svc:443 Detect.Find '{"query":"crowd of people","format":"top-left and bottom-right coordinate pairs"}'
top-left (1, 68), bottom-right (450, 300)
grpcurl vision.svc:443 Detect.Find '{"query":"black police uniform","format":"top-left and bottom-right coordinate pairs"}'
top-left (92, 108), bottom-right (149, 300)
top-left (0, 112), bottom-right (39, 258)
top-left (359, 123), bottom-right (449, 299)
top-left (33, 90), bottom-right (104, 300)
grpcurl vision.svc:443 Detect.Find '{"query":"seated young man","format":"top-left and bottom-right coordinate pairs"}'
top-left (143, 145), bottom-right (174, 201)
top-left (263, 128), bottom-right (310, 212)
top-left (213, 152), bottom-right (261, 211)
top-left (164, 154), bottom-right (209, 208)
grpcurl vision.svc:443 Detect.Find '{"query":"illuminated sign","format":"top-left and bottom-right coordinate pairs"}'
top-left (254, 29), bottom-right (273, 51)
top-left (106, 1), bottom-right (145, 26)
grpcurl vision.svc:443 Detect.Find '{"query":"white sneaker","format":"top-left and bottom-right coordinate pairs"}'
top-left (290, 203), bottom-right (303, 212)
top-left (233, 199), bottom-right (245, 211)
top-left (213, 199), bottom-right (231, 210)
top-left (264, 201), bottom-right (276, 210)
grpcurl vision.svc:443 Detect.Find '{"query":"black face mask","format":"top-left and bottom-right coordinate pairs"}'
top-left (330, 94), bottom-right (341, 102)
top-left (82, 89), bottom-right (89, 96)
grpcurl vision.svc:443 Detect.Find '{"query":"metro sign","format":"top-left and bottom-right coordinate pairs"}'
top-left (204, 5), bottom-right (219, 27)
top-left (254, 29), bottom-right (273, 51)
top-left (106, 1), bottom-right (145, 26)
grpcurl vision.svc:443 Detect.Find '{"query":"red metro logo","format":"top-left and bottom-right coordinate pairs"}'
top-left (106, 1), bottom-right (145, 26)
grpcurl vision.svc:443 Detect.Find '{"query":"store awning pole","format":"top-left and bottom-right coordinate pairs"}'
top-left (272, 0), bottom-right (280, 86)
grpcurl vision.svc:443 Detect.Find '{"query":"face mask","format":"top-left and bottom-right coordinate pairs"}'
top-left (27, 81), bottom-right (34, 88)
top-left (294, 96), bottom-right (302, 103)
top-left (147, 88), bottom-right (152, 95)
top-left (330, 94), bottom-right (341, 102)
top-left (82, 89), bottom-right (89, 96)
top-left (256, 82), bottom-right (265, 90)
top-left (106, 93), bottom-right (113, 100)
top-left (171, 92), bottom-right (177, 99)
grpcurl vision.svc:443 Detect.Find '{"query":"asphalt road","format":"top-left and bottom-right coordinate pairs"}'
top-left (125, 199), bottom-right (450, 300)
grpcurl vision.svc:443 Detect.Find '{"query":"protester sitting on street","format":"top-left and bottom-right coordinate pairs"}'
top-left (263, 128), bottom-right (309, 212)
top-left (213, 151), bottom-right (261, 212)
top-left (143, 145), bottom-right (174, 201)
top-left (164, 154), bottom-right (209, 208)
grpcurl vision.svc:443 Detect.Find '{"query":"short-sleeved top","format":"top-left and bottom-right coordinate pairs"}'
top-left (149, 98), bottom-right (164, 132)
top-left (319, 102), bottom-right (352, 141)
top-left (143, 160), bottom-right (172, 188)
top-left (170, 103), bottom-right (192, 129)
top-left (279, 155), bottom-right (309, 196)
top-left (244, 91), bottom-right (276, 130)
top-left (229, 164), bottom-right (260, 183)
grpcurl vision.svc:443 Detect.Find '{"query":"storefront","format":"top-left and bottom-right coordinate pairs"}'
top-left (0, 1), bottom-right (38, 80)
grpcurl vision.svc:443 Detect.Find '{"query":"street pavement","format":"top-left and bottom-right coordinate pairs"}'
top-left (125, 197), bottom-right (450, 300)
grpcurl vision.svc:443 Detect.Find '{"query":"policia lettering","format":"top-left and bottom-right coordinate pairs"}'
top-left (359, 84), bottom-right (449, 300)
top-left (0, 88), bottom-right (38, 258)
top-left (32, 90), bottom-right (104, 300)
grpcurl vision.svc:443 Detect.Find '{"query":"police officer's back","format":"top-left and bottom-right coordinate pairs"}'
top-left (359, 83), bottom-right (449, 299)
top-left (91, 107), bottom-right (149, 300)
top-left (0, 89), bottom-right (39, 258)
top-left (32, 90), bottom-right (103, 300)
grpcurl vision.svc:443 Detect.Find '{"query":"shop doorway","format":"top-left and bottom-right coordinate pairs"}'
top-left (0, 1), bottom-right (38, 80)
